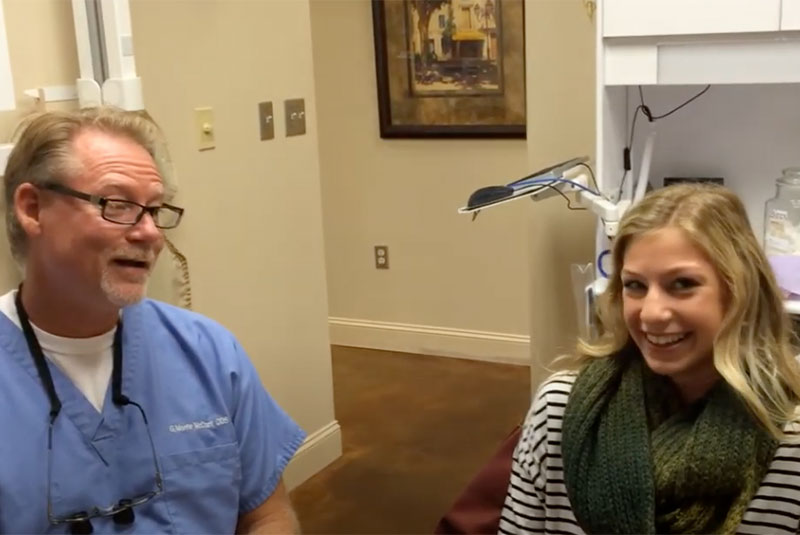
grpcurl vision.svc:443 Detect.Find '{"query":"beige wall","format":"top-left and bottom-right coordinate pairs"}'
top-left (0, 0), bottom-right (338, 486)
top-left (310, 0), bottom-right (531, 341)
top-left (129, 0), bottom-right (338, 480)
top-left (526, 0), bottom-right (597, 387)
top-left (311, 0), bottom-right (596, 371)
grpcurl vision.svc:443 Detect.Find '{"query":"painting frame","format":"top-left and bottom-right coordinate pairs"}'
top-left (372, 0), bottom-right (526, 139)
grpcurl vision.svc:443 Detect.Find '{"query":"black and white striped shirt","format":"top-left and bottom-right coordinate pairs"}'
top-left (499, 372), bottom-right (800, 535)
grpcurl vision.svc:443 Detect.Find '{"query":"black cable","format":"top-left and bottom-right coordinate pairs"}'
top-left (547, 183), bottom-right (586, 211)
top-left (618, 105), bottom-right (644, 201)
top-left (618, 85), bottom-right (711, 201)
top-left (617, 170), bottom-right (628, 203)
top-left (643, 84), bottom-right (711, 120)
top-left (574, 162), bottom-right (608, 224)
top-left (576, 162), bottom-right (599, 193)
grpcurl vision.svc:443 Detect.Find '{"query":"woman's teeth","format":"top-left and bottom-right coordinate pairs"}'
top-left (645, 333), bottom-right (688, 346)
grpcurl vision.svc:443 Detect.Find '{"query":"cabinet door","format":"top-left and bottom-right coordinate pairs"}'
top-left (603, 0), bottom-right (780, 37)
top-left (783, 0), bottom-right (800, 30)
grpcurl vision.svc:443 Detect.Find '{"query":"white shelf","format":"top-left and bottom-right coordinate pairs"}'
top-left (604, 33), bottom-right (800, 86)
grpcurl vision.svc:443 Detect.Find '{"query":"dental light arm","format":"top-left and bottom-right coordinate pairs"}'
top-left (459, 132), bottom-right (656, 240)
top-left (561, 166), bottom-right (631, 239)
top-left (459, 161), bottom-right (641, 239)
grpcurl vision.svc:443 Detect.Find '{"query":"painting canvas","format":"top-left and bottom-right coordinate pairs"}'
top-left (407, 0), bottom-right (503, 96)
top-left (373, 0), bottom-right (525, 138)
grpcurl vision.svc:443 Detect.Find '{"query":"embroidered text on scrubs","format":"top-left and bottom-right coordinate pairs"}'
top-left (169, 416), bottom-right (230, 432)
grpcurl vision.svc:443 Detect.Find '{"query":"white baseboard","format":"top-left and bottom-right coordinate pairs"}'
top-left (284, 420), bottom-right (342, 491)
top-left (329, 317), bottom-right (530, 365)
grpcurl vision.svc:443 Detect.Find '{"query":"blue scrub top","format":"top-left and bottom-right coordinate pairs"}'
top-left (0, 299), bottom-right (306, 534)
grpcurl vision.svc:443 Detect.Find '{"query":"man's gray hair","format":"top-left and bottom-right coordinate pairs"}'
top-left (3, 106), bottom-right (176, 264)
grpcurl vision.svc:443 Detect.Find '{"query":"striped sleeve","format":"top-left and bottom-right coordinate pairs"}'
top-left (499, 376), bottom-right (800, 535)
top-left (738, 422), bottom-right (800, 535)
top-left (498, 373), bottom-right (579, 535)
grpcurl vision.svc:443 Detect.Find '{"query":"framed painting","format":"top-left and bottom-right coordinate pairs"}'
top-left (372, 0), bottom-right (526, 138)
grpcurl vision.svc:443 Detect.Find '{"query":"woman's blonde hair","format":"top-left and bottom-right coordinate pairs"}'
top-left (575, 183), bottom-right (800, 438)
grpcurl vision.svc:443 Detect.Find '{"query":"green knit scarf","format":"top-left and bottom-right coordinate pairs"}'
top-left (561, 353), bottom-right (777, 534)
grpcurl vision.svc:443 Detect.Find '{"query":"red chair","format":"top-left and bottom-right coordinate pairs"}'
top-left (434, 425), bottom-right (522, 534)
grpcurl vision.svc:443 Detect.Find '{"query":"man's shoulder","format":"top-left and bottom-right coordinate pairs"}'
top-left (130, 299), bottom-right (239, 351)
top-left (134, 298), bottom-right (224, 327)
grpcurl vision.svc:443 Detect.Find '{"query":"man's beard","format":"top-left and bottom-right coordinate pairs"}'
top-left (100, 268), bottom-right (151, 306)
top-left (100, 247), bottom-right (156, 306)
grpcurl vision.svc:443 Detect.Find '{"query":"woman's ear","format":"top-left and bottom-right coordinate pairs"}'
top-left (14, 183), bottom-right (43, 239)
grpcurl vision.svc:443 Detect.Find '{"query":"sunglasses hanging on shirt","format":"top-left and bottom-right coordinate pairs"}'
top-left (14, 287), bottom-right (163, 535)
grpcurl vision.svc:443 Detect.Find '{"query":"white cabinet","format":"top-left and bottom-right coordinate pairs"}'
top-left (603, 0), bottom-right (780, 37)
top-left (601, 0), bottom-right (800, 86)
top-left (782, 0), bottom-right (800, 30)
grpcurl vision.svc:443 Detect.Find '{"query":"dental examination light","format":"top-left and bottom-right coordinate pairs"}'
top-left (458, 133), bottom-right (656, 240)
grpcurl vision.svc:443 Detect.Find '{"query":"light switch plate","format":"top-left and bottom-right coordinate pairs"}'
top-left (285, 98), bottom-right (306, 137)
top-left (194, 107), bottom-right (215, 151)
top-left (258, 101), bottom-right (274, 140)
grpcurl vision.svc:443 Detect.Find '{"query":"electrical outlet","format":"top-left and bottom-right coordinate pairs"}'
top-left (374, 245), bottom-right (389, 269)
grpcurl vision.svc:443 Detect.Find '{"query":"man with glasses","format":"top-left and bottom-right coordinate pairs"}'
top-left (0, 107), bottom-right (305, 534)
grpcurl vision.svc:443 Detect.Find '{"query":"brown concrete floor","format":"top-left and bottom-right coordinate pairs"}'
top-left (290, 346), bottom-right (531, 534)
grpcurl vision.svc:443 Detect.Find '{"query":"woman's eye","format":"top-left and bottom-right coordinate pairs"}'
top-left (672, 277), bottom-right (698, 290)
top-left (622, 280), bottom-right (645, 292)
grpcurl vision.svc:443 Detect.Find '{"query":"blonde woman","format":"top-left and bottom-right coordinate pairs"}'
top-left (499, 184), bottom-right (800, 535)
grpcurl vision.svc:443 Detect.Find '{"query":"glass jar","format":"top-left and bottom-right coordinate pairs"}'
top-left (764, 167), bottom-right (800, 256)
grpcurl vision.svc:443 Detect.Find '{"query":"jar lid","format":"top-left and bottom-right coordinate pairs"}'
top-left (780, 167), bottom-right (800, 185)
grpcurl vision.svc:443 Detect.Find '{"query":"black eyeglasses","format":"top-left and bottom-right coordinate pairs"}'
top-left (41, 182), bottom-right (184, 229)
